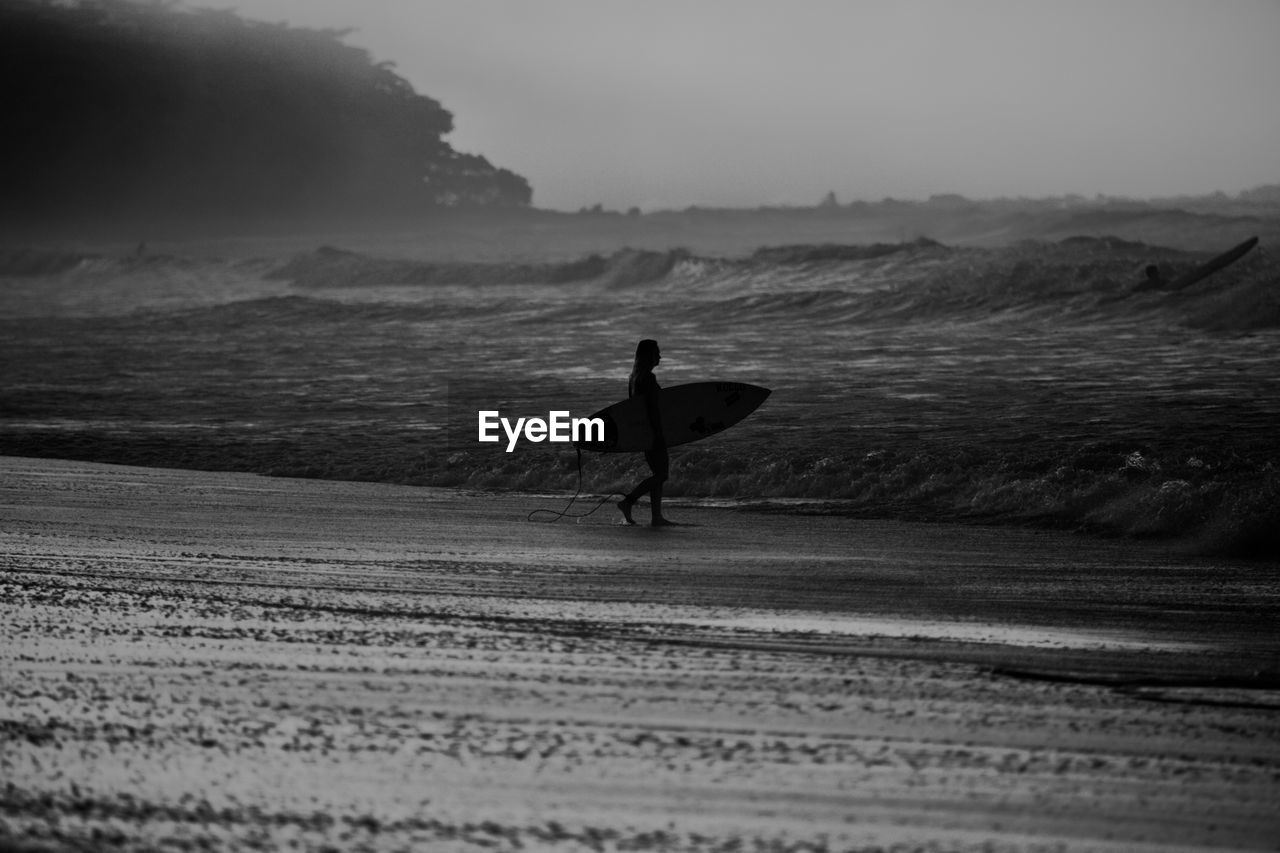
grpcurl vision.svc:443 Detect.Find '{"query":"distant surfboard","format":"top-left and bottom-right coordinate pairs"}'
top-left (1167, 236), bottom-right (1258, 291)
top-left (575, 382), bottom-right (770, 453)
top-left (1138, 236), bottom-right (1259, 293)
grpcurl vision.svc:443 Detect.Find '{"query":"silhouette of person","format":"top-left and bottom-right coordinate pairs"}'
top-left (617, 339), bottom-right (676, 526)
top-left (1136, 263), bottom-right (1168, 291)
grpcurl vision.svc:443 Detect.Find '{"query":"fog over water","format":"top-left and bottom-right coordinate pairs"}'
top-left (229, 0), bottom-right (1280, 210)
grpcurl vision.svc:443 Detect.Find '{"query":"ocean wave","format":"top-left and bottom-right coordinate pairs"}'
top-left (0, 247), bottom-right (93, 276)
top-left (3, 233), bottom-right (1277, 557)
top-left (0, 247), bottom-right (274, 279)
top-left (153, 293), bottom-right (436, 327)
top-left (745, 237), bottom-right (945, 265)
top-left (0, 249), bottom-right (283, 318)
top-left (645, 236), bottom-right (1278, 330)
top-left (7, 236), bottom-right (1273, 330)
top-left (266, 245), bottom-right (689, 289)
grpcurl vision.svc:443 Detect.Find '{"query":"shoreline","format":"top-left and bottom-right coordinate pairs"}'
top-left (5, 429), bottom-right (1278, 562)
top-left (3, 454), bottom-right (1277, 668)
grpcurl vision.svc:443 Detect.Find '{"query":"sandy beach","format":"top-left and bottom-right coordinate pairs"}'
top-left (3, 454), bottom-right (1278, 852)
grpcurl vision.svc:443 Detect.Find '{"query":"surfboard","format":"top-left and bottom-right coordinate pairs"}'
top-left (1166, 236), bottom-right (1259, 291)
top-left (1132, 236), bottom-right (1259, 295)
top-left (575, 382), bottom-right (770, 453)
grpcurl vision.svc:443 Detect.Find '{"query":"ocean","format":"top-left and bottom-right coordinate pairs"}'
top-left (2, 232), bottom-right (1278, 556)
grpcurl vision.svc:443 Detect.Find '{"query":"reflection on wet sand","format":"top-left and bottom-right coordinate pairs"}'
top-left (3, 456), bottom-right (1278, 850)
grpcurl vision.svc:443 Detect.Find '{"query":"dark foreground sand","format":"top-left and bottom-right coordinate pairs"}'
top-left (2, 456), bottom-right (1278, 852)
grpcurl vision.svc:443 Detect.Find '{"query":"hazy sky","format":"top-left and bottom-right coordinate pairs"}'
top-left (224, 0), bottom-right (1280, 211)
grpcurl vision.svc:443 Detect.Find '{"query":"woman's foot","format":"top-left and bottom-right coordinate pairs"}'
top-left (617, 499), bottom-right (636, 524)
top-left (650, 517), bottom-right (679, 527)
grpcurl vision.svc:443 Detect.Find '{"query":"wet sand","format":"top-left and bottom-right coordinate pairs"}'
top-left (2, 455), bottom-right (1279, 851)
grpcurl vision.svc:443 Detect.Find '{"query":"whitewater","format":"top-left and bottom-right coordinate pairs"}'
top-left (1, 235), bottom-right (1277, 555)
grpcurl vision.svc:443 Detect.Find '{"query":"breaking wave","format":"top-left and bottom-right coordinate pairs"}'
top-left (5, 235), bottom-right (1277, 329)
top-left (2, 235), bottom-right (1278, 556)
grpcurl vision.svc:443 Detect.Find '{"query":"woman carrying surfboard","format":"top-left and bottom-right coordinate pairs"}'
top-left (618, 339), bottom-right (676, 526)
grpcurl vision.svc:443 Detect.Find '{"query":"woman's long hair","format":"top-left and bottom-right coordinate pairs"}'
top-left (629, 339), bottom-right (659, 395)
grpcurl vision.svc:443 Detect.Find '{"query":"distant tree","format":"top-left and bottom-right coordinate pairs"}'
top-left (926, 193), bottom-right (976, 211)
top-left (819, 190), bottom-right (839, 208)
top-left (1238, 184), bottom-right (1280, 204)
top-left (0, 0), bottom-right (532, 225)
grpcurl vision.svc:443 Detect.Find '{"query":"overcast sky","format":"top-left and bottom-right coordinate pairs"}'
top-left (224, 0), bottom-right (1280, 211)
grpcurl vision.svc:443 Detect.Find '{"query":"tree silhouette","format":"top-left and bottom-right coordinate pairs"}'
top-left (0, 0), bottom-right (532, 226)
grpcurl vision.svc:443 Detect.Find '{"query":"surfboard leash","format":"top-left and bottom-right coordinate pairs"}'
top-left (526, 446), bottom-right (626, 523)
